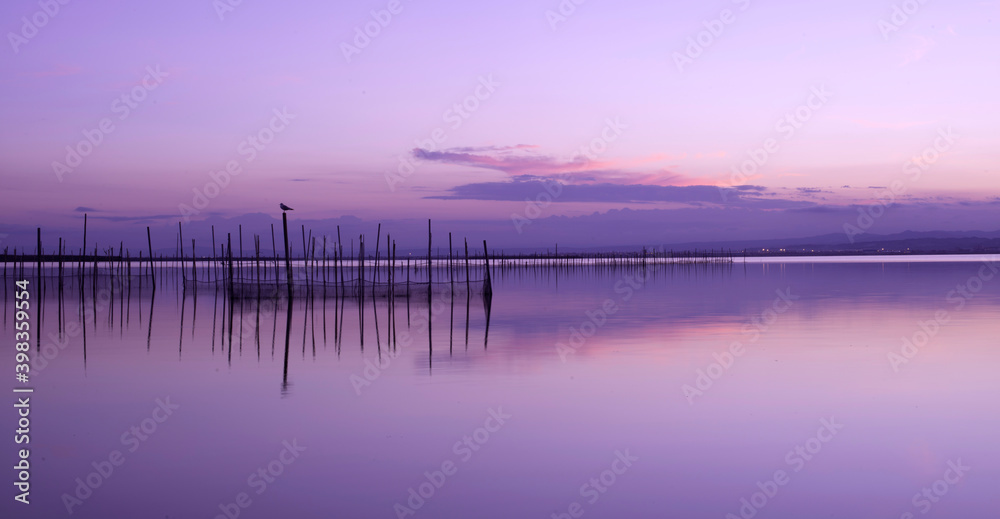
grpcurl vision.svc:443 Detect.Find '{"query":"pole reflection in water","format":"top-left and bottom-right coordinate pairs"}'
top-left (282, 293), bottom-right (293, 395)
top-left (33, 257), bottom-right (517, 398)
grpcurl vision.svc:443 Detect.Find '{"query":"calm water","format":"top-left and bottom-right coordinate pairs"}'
top-left (3, 256), bottom-right (1000, 518)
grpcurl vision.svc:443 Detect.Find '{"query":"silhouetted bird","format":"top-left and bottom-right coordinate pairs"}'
top-left (280, 203), bottom-right (294, 211)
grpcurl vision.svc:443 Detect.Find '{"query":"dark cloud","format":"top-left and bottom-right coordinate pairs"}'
top-left (88, 214), bottom-right (177, 223)
top-left (412, 145), bottom-right (691, 185)
top-left (74, 206), bottom-right (98, 212)
top-left (788, 205), bottom-right (846, 214)
top-left (426, 180), bottom-right (806, 209)
top-left (413, 147), bottom-right (573, 176)
top-left (443, 144), bottom-right (539, 153)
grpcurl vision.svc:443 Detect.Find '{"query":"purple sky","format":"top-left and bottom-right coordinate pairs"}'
top-left (1, 0), bottom-right (998, 249)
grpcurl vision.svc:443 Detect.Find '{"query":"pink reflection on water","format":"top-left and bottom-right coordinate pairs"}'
top-left (6, 259), bottom-right (1000, 518)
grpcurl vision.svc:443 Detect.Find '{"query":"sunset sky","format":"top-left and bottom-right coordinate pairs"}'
top-left (1, 0), bottom-right (998, 249)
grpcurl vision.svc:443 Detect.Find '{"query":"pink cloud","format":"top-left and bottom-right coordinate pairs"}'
top-left (413, 145), bottom-right (717, 187)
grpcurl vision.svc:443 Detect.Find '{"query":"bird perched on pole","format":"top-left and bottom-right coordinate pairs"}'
top-left (279, 203), bottom-right (294, 211)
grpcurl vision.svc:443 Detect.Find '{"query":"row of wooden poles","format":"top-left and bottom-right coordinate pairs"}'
top-left (0, 216), bottom-right (495, 301)
top-left (6, 234), bottom-right (493, 379)
top-left (191, 216), bottom-right (496, 303)
top-left (0, 213), bottom-right (742, 294)
top-left (485, 247), bottom-right (739, 272)
top-left (1, 216), bottom-right (164, 289)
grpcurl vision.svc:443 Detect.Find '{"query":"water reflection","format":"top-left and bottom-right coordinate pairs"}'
top-left (5, 257), bottom-right (1000, 518)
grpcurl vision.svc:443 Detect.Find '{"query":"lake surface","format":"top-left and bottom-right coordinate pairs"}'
top-left (3, 256), bottom-right (1000, 518)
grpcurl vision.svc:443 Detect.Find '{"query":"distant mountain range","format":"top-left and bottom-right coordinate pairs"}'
top-left (548, 230), bottom-right (1000, 256)
top-left (3, 208), bottom-right (999, 257)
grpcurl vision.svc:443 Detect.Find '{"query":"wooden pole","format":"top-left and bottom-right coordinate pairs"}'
top-left (336, 226), bottom-right (343, 294)
top-left (255, 235), bottom-right (261, 283)
top-left (310, 231), bottom-right (315, 283)
top-left (211, 225), bottom-right (217, 282)
top-left (239, 224), bottom-right (244, 281)
top-left (427, 220), bottom-right (432, 358)
top-left (282, 212), bottom-right (293, 291)
top-left (81, 213), bottom-right (88, 282)
top-left (300, 225), bottom-right (307, 263)
top-left (374, 223), bottom-right (382, 286)
top-left (57, 237), bottom-right (63, 289)
top-left (227, 233), bottom-right (234, 295)
top-left (36, 228), bottom-right (42, 293)
top-left (427, 219), bottom-right (432, 285)
top-left (271, 223), bottom-right (278, 286)
top-left (147, 226), bottom-right (155, 286)
top-left (191, 239), bottom-right (197, 284)
top-left (178, 222), bottom-right (184, 265)
top-left (482, 240), bottom-right (492, 298)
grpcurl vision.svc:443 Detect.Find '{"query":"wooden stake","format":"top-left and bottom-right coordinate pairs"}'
top-left (282, 212), bottom-right (293, 291)
top-left (146, 226), bottom-right (155, 286)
